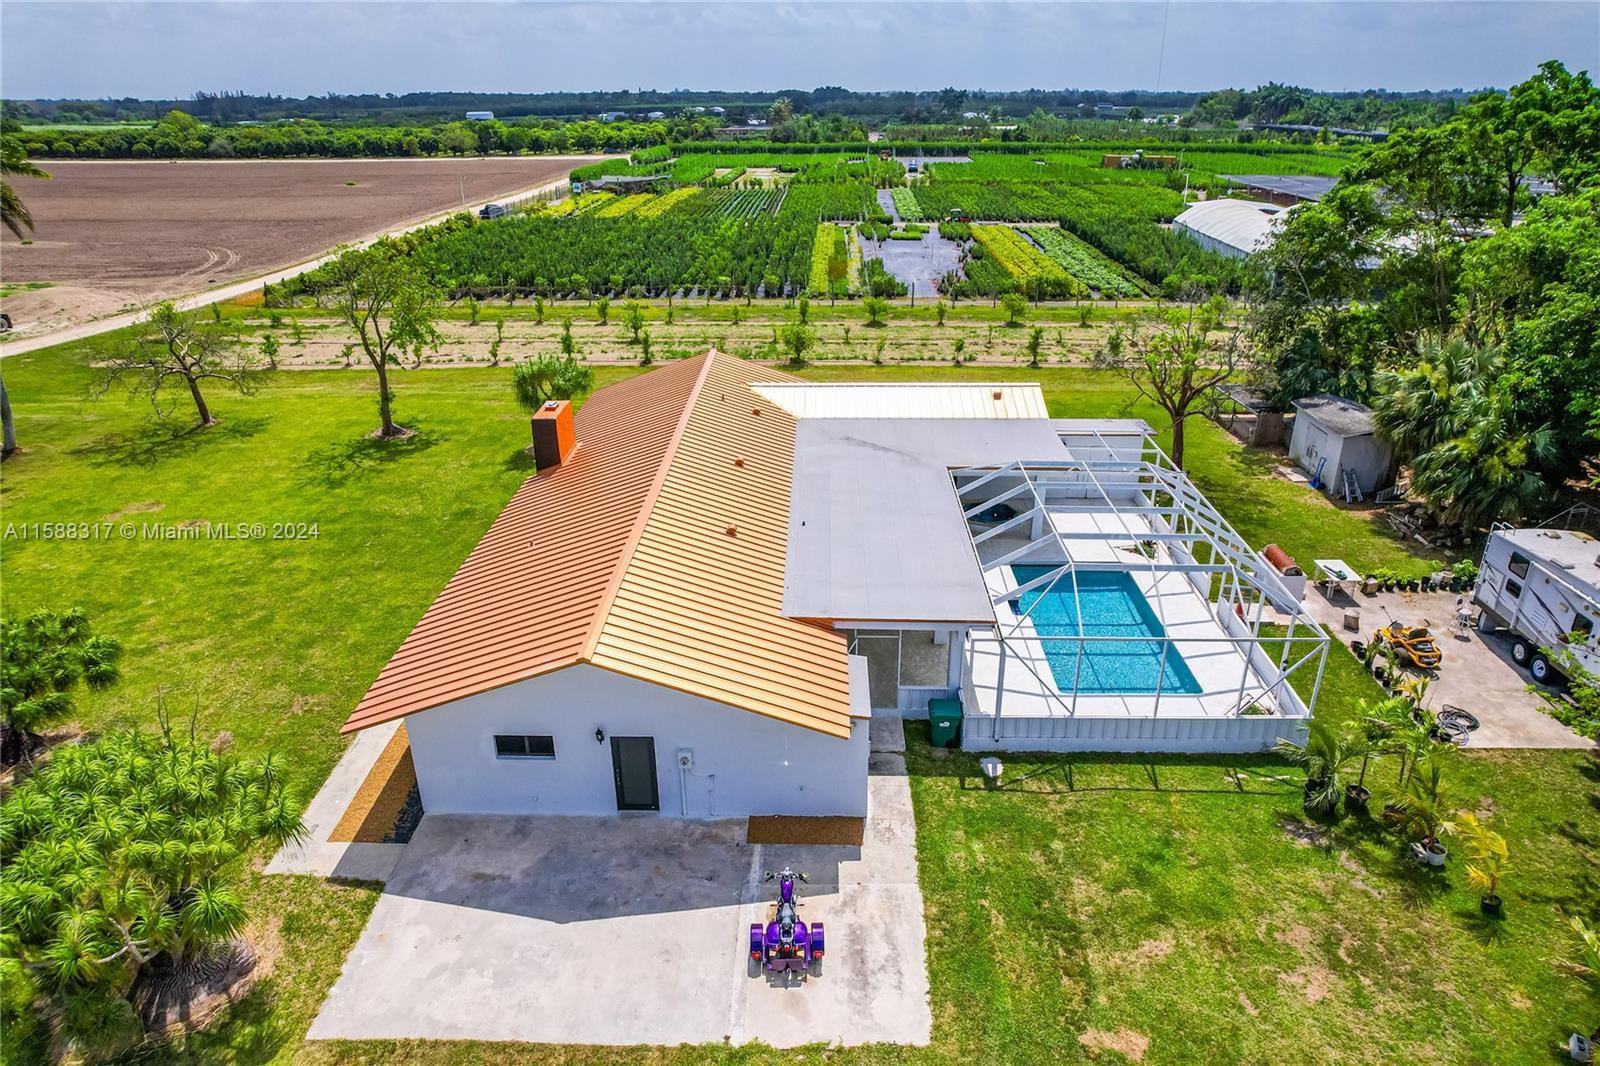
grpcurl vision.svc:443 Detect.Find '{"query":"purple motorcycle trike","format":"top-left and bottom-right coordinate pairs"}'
top-left (749, 866), bottom-right (825, 978)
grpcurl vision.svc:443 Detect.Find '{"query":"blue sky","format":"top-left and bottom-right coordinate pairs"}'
top-left (2, 1), bottom-right (1596, 99)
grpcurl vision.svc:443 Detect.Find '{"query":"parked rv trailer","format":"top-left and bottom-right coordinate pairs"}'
top-left (1473, 526), bottom-right (1600, 685)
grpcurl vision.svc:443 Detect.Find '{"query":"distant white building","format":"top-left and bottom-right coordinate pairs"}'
top-left (465, 111), bottom-right (494, 121)
top-left (598, 111), bottom-right (628, 122)
top-left (709, 106), bottom-right (726, 115)
top-left (646, 110), bottom-right (666, 119)
top-left (1171, 199), bottom-right (1288, 259)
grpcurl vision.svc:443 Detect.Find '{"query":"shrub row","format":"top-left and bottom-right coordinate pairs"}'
top-left (1019, 225), bottom-right (1148, 297)
top-left (890, 186), bottom-right (925, 221)
top-left (971, 225), bottom-right (1086, 298)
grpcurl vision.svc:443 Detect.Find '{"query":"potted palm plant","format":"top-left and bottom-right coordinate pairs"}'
top-left (1557, 916), bottom-right (1600, 1062)
top-left (1393, 760), bottom-right (1454, 866)
top-left (1346, 706), bottom-right (1394, 814)
top-left (1275, 719), bottom-right (1365, 817)
top-left (1453, 810), bottom-right (1510, 916)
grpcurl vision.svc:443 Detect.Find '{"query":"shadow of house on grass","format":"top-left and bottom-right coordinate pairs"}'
top-left (70, 416), bottom-right (269, 468)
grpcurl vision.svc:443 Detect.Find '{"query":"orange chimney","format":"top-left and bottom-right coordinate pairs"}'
top-left (532, 400), bottom-right (576, 470)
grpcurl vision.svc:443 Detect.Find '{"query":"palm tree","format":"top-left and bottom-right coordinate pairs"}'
top-left (1, 125), bottom-right (51, 240)
top-left (1275, 718), bottom-right (1369, 815)
top-left (1391, 759), bottom-right (1455, 850)
top-left (1557, 916), bottom-right (1600, 1045)
top-left (0, 723), bottom-right (305, 1013)
top-left (1453, 810), bottom-right (1511, 910)
top-left (0, 608), bottom-right (123, 764)
top-left (1361, 696), bottom-right (1447, 790)
top-left (1371, 339), bottom-right (1499, 460)
top-left (1410, 404), bottom-right (1557, 528)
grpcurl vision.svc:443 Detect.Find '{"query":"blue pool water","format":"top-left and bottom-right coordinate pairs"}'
top-left (1009, 566), bottom-right (1202, 695)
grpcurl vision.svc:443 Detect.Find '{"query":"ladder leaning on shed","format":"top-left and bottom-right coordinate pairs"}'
top-left (1342, 468), bottom-right (1364, 503)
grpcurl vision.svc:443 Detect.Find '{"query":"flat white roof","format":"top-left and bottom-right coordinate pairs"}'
top-left (755, 382), bottom-right (1048, 420)
top-left (784, 418), bottom-right (1065, 623)
top-left (1495, 528), bottom-right (1600, 587)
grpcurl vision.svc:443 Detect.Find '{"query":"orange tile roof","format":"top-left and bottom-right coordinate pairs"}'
top-left (341, 352), bottom-right (853, 739)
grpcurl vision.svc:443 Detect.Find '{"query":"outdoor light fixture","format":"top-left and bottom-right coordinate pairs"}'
top-left (595, 728), bottom-right (606, 744)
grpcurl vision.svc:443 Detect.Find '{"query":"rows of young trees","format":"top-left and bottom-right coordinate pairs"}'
top-left (354, 181), bottom-right (876, 299)
top-left (1250, 60), bottom-right (1600, 528)
top-left (912, 177), bottom-right (1240, 292)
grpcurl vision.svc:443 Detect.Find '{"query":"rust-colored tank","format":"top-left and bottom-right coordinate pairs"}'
top-left (1262, 543), bottom-right (1302, 576)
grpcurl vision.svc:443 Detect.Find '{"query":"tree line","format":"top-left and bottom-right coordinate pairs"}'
top-left (4, 110), bottom-right (726, 160)
top-left (1248, 60), bottom-right (1600, 529)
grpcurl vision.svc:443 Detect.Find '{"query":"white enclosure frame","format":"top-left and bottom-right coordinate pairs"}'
top-left (952, 431), bottom-right (1330, 743)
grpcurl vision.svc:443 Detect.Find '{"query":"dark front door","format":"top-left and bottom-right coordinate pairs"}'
top-left (610, 737), bottom-right (659, 811)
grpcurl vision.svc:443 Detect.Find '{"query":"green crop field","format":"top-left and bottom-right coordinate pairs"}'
top-left (267, 142), bottom-right (1318, 306)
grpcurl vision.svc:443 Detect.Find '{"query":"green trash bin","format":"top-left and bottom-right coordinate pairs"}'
top-left (928, 697), bottom-right (964, 749)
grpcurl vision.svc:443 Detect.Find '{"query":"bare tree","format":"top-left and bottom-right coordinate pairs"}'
top-left (1093, 295), bottom-right (1247, 469)
top-left (324, 244), bottom-right (441, 438)
top-left (98, 302), bottom-right (262, 426)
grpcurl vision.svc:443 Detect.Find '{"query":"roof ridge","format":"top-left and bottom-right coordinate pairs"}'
top-left (578, 350), bottom-right (718, 663)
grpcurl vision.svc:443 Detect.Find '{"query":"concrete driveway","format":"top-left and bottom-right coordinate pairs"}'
top-left (308, 719), bottom-right (930, 1048)
top-left (1291, 586), bottom-right (1589, 748)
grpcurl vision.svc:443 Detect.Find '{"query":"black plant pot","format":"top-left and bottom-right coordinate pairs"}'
top-left (1480, 894), bottom-right (1503, 917)
top-left (1345, 784), bottom-right (1371, 813)
top-left (1302, 779), bottom-right (1334, 816)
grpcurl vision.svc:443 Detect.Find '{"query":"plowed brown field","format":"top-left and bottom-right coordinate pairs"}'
top-left (0, 156), bottom-right (594, 338)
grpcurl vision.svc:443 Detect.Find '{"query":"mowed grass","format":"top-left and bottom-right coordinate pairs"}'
top-left (1, 341), bottom-right (1591, 1064)
top-left (903, 651), bottom-right (1599, 1065)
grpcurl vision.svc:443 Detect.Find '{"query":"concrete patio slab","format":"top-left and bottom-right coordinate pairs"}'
top-left (307, 739), bottom-right (930, 1048)
top-left (1285, 586), bottom-right (1590, 749)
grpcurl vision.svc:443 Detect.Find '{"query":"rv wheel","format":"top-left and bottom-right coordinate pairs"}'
top-left (1510, 639), bottom-right (1531, 666)
top-left (1529, 653), bottom-right (1561, 687)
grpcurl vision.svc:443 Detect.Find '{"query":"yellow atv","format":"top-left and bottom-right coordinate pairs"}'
top-left (1373, 622), bottom-right (1442, 671)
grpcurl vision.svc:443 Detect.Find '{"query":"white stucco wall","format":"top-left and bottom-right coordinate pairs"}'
top-left (404, 664), bottom-right (870, 818)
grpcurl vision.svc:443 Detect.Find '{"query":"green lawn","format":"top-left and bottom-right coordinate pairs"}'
top-left (1, 341), bottom-right (1588, 1064)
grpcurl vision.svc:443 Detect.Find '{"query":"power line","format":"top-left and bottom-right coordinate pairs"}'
top-left (1154, 0), bottom-right (1172, 94)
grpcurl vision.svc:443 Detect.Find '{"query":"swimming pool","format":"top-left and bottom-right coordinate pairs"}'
top-left (1009, 566), bottom-right (1202, 695)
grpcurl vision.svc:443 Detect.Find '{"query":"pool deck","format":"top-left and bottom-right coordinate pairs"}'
top-left (967, 510), bottom-right (1297, 721)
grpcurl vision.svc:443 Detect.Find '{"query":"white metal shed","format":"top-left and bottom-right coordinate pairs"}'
top-left (1289, 394), bottom-right (1395, 499)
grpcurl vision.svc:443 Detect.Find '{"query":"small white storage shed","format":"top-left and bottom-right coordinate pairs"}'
top-left (1289, 394), bottom-right (1395, 499)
